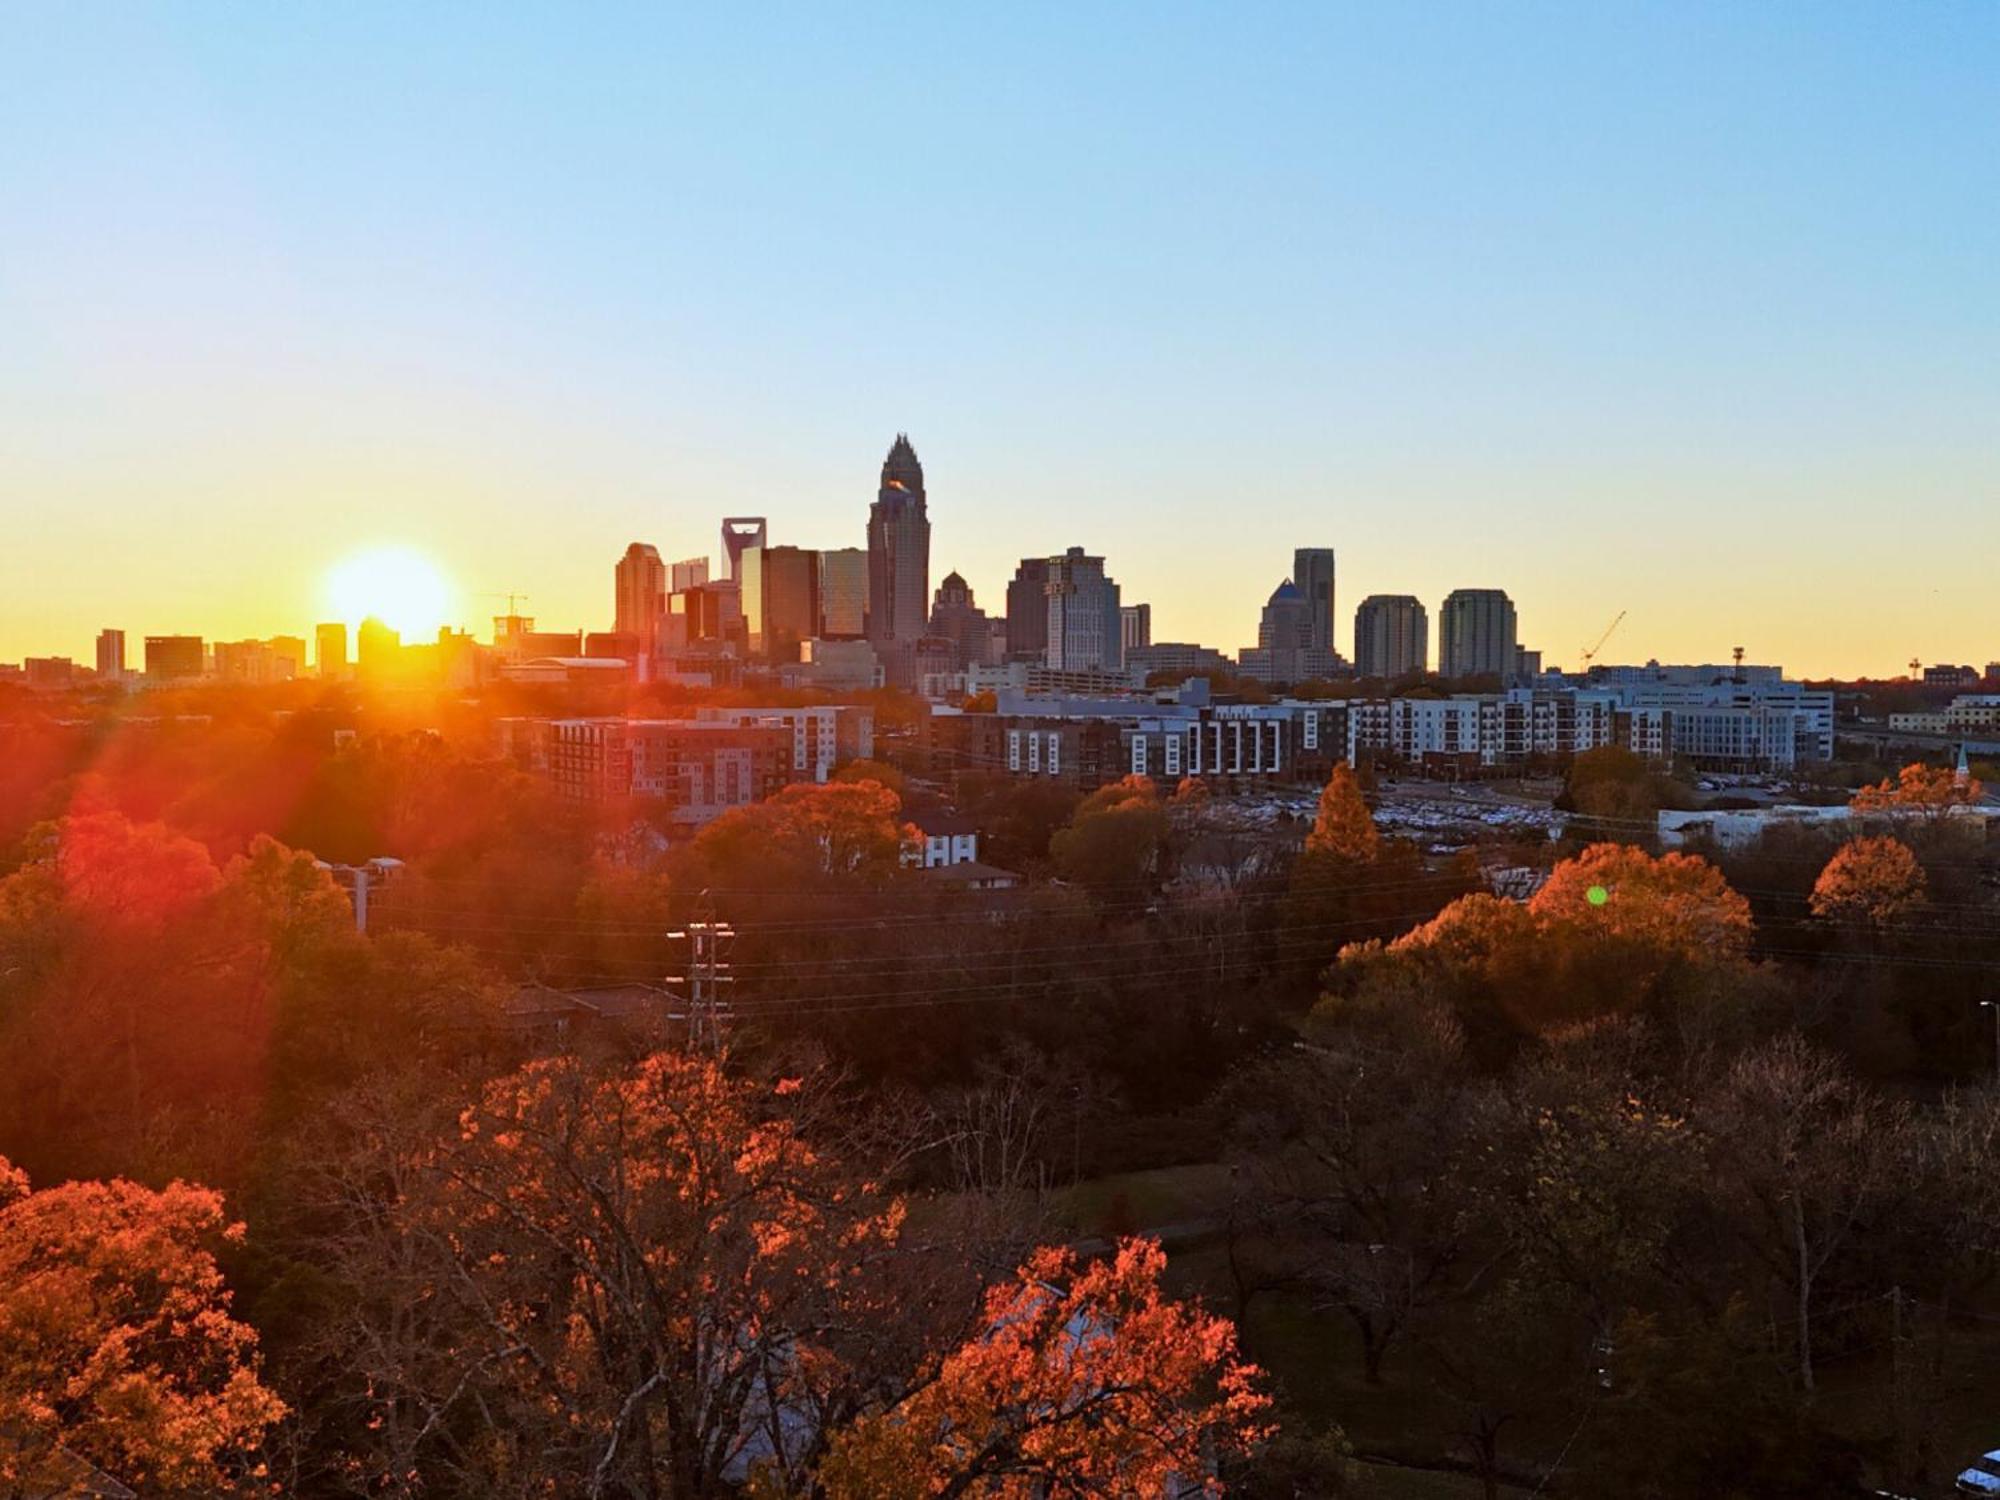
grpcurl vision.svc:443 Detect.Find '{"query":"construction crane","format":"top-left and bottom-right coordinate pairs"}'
top-left (1579, 610), bottom-right (1627, 672)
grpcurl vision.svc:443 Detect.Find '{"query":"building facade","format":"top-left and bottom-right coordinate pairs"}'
top-left (817, 547), bottom-right (868, 639)
top-left (143, 635), bottom-right (204, 681)
top-left (1438, 589), bottom-right (1518, 680)
top-left (95, 629), bottom-right (125, 680)
top-left (1044, 547), bottom-right (1123, 673)
top-left (614, 542), bottom-right (667, 644)
top-left (1120, 604), bottom-right (1152, 654)
top-left (1353, 594), bottom-right (1427, 679)
top-left (1004, 557), bottom-right (1051, 662)
top-left (866, 434), bottom-right (931, 686)
top-left (1292, 548), bottom-right (1336, 656)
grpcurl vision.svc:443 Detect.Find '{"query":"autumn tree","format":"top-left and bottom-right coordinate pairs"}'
top-left (817, 1239), bottom-right (1269, 1498)
top-left (1809, 835), bottom-right (1928, 927)
top-left (1332, 843), bottom-right (1754, 1042)
top-left (1852, 761), bottom-right (1984, 823)
top-left (1303, 761), bottom-right (1380, 863)
top-left (321, 1053), bottom-right (919, 1498)
top-left (0, 1157), bottom-right (285, 1497)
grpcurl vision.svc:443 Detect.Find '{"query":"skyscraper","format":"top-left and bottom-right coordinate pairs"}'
top-left (1044, 547), bottom-right (1123, 673)
top-left (817, 548), bottom-right (868, 639)
top-left (866, 434), bottom-right (930, 685)
top-left (315, 622), bottom-right (349, 678)
top-left (1353, 594), bottom-right (1428, 680)
top-left (671, 556), bottom-right (710, 593)
top-left (1004, 557), bottom-right (1051, 662)
top-left (741, 544), bottom-right (819, 661)
top-left (720, 518), bottom-right (767, 582)
top-left (94, 628), bottom-right (125, 680)
top-left (614, 542), bottom-right (667, 642)
top-left (1292, 548), bottom-right (1336, 655)
top-left (1438, 589), bottom-right (1518, 680)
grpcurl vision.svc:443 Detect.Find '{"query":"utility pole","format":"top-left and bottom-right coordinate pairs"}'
top-left (317, 857), bottom-right (403, 934)
top-left (1981, 1001), bottom-right (2000, 1086)
top-left (669, 890), bottom-right (735, 1056)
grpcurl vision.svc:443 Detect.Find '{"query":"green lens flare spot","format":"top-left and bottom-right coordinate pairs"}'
top-left (1586, 884), bottom-right (1610, 907)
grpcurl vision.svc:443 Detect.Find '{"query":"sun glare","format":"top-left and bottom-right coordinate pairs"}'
top-left (324, 546), bottom-right (455, 638)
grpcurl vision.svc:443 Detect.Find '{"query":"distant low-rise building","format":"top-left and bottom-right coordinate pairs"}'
top-left (143, 634), bottom-right (204, 682)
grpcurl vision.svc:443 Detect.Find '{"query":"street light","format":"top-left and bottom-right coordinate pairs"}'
top-left (1980, 1001), bottom-right (2000, 1086)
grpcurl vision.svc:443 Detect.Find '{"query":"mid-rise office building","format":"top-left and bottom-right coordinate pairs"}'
top-left (1120, 604), bottom-right (1152, 654)
top-left (867, 435), bottom-right (931, 685)
top-left (1126, 642), bottom-right (1231, 679)
top-left (740, 544), bottom-right (819, 662)
top-left (1292, 548), bottom-right (1336, 656)
top-left (1353, 594), bottom-right (1427, 680)
top-left (143, 635), bottom-right (204, 681)
top-left (1004, 557), bottom-right (1051, 662)
top-left (1044, 547), bottom-right (1124, 673)
top-left (315, 623), bottom-right (349, 678)
top-left (1239, 579), bottom-right (1338, 684)
top-left (1438, 589), bottom-right (1518, 680)
top-left (929, 571), bottom-right (1001, 670)
top-left (95, 629), bottom-right (126, 680)
top-left (614, 542), bottom-right (667, 643)
top-left (817, 548), bottom-right (868, 639)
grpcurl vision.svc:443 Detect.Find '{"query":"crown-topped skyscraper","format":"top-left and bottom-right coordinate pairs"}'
top-left (867, 433), bottom-right (931, 687)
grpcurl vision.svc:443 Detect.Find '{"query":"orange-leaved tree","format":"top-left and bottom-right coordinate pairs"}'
top-left (1810, 835), bottom-right (1927, 927)
top-left (1852, 762), bottom-right (1984, 823)
top-left (1304, 761), bottom-right (1380, 863)
top-left (817, 1238), bottom-right (1269, 1498)
top-left (1338, 843), bottom-right (1753, 1039)
top-left (0, 1157), bottom-right (285, 1497)
top-left (347, 1052), bottom-right (913, 1497)
top-left (1050, 775), bottom-right (1169, 899)
top-left (1530, 841), bottom-right (1754, 964)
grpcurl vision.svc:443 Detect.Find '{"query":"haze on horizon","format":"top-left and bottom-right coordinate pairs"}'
top-left (2, 3), bottom-right (1995, 679)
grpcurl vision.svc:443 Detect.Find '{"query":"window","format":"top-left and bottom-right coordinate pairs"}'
top-left (1008, 729), bottom-right (1021, 771)
top-left (1131, 735), bottom-right (1148, 776)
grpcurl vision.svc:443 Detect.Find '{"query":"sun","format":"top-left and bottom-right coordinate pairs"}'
top-left (324, 546), bottom-right (455, 639)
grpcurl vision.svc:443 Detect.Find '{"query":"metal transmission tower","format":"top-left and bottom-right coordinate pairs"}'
top-left (668, 890), bottom-right (735, 1056)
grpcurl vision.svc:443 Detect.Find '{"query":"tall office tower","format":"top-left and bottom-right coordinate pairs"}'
top-left (720, 518), bottom-right (767, 582)
top-left (315, 622), bottom-right (350, 678)
top-left (741, 544), bottom-right (819, 661)
top-left (671, 556), bottom-right (710, 593)
top-left (1353, 594), bottom-right (1428, 679)
top-left (1258, 580), bottom-right (1312, 655)
top-left (1044, 547), bottom-right (1124, 673)
top-left (1120, 603), bottom-right (1152, 654)
top-left (1004, 556), bottom-right (1051, 661)
top-left (1438, 588), bottom-right (1518, 680)
top-left (1292, 548), bottom-right (1336, 655)
top-left (866, 434), bottom-right (931, 685)
top-left (817, 548), bottom-right (868, 639)
top-left (94, 628), bottom-right (125, 679)
top-left (143, 635), bottom-right (204, 681)
top-left (614, 542), bottom-right (667, 641)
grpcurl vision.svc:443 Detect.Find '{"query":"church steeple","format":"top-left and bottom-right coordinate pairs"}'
top-left (880, 432), bottom-right (925, 500)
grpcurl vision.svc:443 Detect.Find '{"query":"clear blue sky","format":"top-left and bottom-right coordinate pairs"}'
top-left (3, 2), bottom-right (1995, 676)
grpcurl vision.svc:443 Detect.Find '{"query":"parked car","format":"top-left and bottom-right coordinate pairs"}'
top-left (1956, 1450), bottom-right (2000, 1496)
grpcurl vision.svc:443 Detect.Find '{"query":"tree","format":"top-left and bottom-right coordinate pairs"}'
top-left (0, 1156), bottom-right (285, 1497)
top-left (1303, 763), bottom-right (1379, 863)
top-left (1050, 776), bottom-right (1168, 900)
top-left (1809, 836), bottom-right (1927, 927)
top-left (1529, 842), bottom-right (1753, 965)
top-left (1852, 762), bottom-right (1984, 823)
top-left (325, 1052), bottom-right (916, 1498)
top-left (689, 779), bottom-right (916, 888)
top-left (817, 1239), bottom-right (1269, 1498)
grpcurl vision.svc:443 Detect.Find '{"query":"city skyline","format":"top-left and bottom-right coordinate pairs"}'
top-left (4, 5), bottom-right (1997, 676)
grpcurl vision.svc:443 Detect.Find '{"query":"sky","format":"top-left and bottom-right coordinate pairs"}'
top-left (2, 3), bottom-right (1995, 679)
